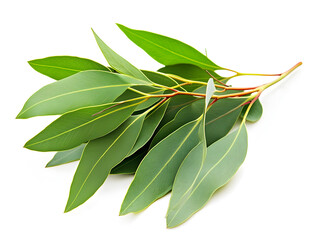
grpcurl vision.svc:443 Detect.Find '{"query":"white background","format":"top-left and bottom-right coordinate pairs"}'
top-left (1, 0), bottom-right (318, 239)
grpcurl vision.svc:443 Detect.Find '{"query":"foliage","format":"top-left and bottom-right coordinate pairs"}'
top-left (17, 24), bottom-right (301, 228)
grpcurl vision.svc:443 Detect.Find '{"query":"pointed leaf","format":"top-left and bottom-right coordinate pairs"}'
top-left (17, 71), bottom-right (148, 119)
top-left (28, 56), bottom-right (110, 80)
top-left (92, 30), bottom-right (151, 83)
top-left (166, 124), bottom-right (248, 228)
top-left (117, 24), bottom-right (222, 71)
top-left (24, 100), bottom-right (143, 151)
top-left (241, 99), bottom-right (263, 122)
top-left (120, 117), bottom-right (203, 215)
top-left (129, 99), bottom-right (169, 156)
top-left (46, 144), bottom-right (86, 167)
top-left (65, 114), bottom-right (145, 212)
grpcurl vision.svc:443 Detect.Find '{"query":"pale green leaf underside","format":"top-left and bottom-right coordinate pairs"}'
top-left (117, 24), bottom-right (222, 71)
top-left (166, 124), bottom-right (248, 228)
top-left (65, 114), bottom-right (145, 212)
top-left (28, 56), bottom-right (110, 80)
top-left (46, 144), bottom-right (86, 167)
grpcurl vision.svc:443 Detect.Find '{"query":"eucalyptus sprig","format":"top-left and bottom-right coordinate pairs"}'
top-left (17, 24), bottom-right (301, 228)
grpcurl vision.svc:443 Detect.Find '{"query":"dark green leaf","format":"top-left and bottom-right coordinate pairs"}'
top-left (65, 114), bottom-right (145, 212)
top-left (28, 56), bottom-right (109, 80)
top-left (117, 24), bottom-right (222, 71)
top-left (151, 97), bottom-right (247, 148)
top-left (166, 124), bottom-right (248, 228)
top-left (46, 144), bottom-right (86, 167)
top-left (92, 30), bottom-right (151, 83)
top-left (120, 117), bottom-right (204, 215)
top-left (241, 99), bottom-right (263, 122)
top-left (159, 64), bottom-right (211, 82)
top-left (24, 100), bottom-right (143, 151)
top-left (17, 71), bottom-right (148, 119)
top-left (111, 147), bottom-right (147, 175)
top-left (159, 95), bottom-right (198, 128)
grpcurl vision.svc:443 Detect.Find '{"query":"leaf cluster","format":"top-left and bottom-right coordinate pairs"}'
top-left (17, 24), bottom-right (299, 228)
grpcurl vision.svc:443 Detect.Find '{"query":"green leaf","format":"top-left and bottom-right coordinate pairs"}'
top-left (142, 70), bottom-right (181, 88)
top-left (17, 70), bottom-right (148, 119)
top-left (120, 117), bottom-right (204, 215)
top-left (159, 95), bottom-right (198, 128)
top-left (241, 99), bottom-right (263, 122)
top-left (166, 124), bottom-right (248, 228)
top-left (28, 56), bottom-right (110, 80)
top-left (92, 30), bottom-right (151, 83)
top-left (151, 97), bottom-right (247, 148)
top-left (111, 147), bottom-right (147, 175)
top-left (129, 99), bottom-right (169, 156)
top-left (117, 24), bottom-right (222, 71)
top-left (159, 64), bottom-right (211, 82)
top-left (65, 114), bottom-right (145, 212)
top-left (115, 85), bottom-right (163, 111)
top-left (46, 144), bottom-right (86, 167)
top-left (24, 100), bottom-right (142, 151)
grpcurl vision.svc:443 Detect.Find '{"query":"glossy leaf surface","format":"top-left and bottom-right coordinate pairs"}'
top-left (120, 117), bottom-right (203, 215)
top-left (24, 100), bottom-right (142, 151)
top-left (65, 114), bottom-right (145, 212)
top-left (28, 56), bottom-right (109, 80)
top-left (92, 30), bottom-right (151, 83)
top-left (46, 144), bottom-right (86, 167)
top-left (117, 24), bottom-right (221, 71)
top-left (166, 124), bottom-right (248, 228)
top-left (17, 71), bottom-right (148, 119)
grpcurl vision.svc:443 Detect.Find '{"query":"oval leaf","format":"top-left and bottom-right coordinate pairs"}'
top-left (241, 99), bottom-right (263, 122)
top-left (65, 114), bottom-right (146, 212)
top-left (17, 70), bottom-right (148, 119)
top-left (166, 124), bottom-right (248, 228)
top-left (117, 24), bottom-right (222, 71)
top-left (28, 56), bottom-right (110, 80)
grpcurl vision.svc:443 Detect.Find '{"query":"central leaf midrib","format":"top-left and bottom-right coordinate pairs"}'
top-left (19, 84), bottom-right (131, 117)
top-left (67, 114), bottom-right (144, 210)
top-left (29, 62), bottom-right (82, 72)
top-left (168, 124), bottom-right (244, 222)
top-left (26, 101), bottom-right (140, 147)
top-left (126, 28), bottom-right (217, 69)
top-left (122, 118), bottom-right (202, 213)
